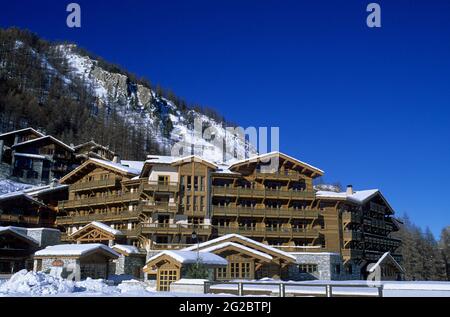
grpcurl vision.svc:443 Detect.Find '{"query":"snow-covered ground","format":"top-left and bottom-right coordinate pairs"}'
top-left (0, 271), bottom-right (449, 297)
top-left (0, 270), bottom-right (230, 297)
top-left (209, 279), bottom-right (450, 297)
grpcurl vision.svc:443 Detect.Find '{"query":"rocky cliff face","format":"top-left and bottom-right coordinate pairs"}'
top-left (55, 44), bottom-right (254, 163)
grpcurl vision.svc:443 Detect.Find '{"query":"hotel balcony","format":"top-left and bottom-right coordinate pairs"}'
top-left (141, 223), bottom-right (212, 236)
top-left (58, 192), bottom-right (141, 210)
top-left (0, 214), bottom-right (40, 225)
top-left (342, 212), bottom-right (362, 224)
top-left (142, 181), bottom-right (179, 193)
top-left (212, 186), bottom-right (315, 200)
top-left (56, 210), bottom-right (141, 225)
top-left (211, 206), bottom-right (320, 219)
top-left (140, 201), bottom-right (179, 213)
top-left (254, 170), bottom-right (302, 181)
top-left (341, 249), bottom-right (364, 260)
top-left (343, 230), bottom-right (363, 242)
top-left (216, 226), bottom-right (320, 239)
top-left (69, 178), bottom-right (119, 192)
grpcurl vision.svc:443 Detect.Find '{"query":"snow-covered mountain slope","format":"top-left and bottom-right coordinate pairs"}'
top-left (54, 44), bottom-right (255, 163)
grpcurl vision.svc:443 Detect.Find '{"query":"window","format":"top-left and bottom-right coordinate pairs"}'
top-left (216, 267), bottom-right (227, 280)
top-left (158, 269), bottom-right (178, 291)
top-left (158, 175), bottom-right (170, 185)
top-left (299, 264), bottom-right (318, 274)
top-left (230, 261), bottom-right (252, 279)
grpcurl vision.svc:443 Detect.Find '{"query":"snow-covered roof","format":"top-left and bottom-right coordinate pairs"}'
top-left (368, 252), bottom-right (405, 274)
top-left (23, 184), bottom-right (68, 197)
top-left (200, 242), bottom-right (273, 261)
top-left (14, 153), bottom-right (47, 160)
top-left (316, 189), bottom-right (382, 204)
top-left (0, 226), bottom-right (39, 245)
top-left (89, 158), bottom-right (141, 175)
top-left (145, 155), bottom-right (177, 164)
top-left (170, 155), bottom-right (218, 168)
top-left (145, 250), bottom-right (228, 267)
top-left (35, 243), bottom-right (119, 258)
top-left (112, 244), bottom-right (142, 255)
top-left (12, 135), bottom-right (74, 152)
top-left (229, 151), bottom-right (324, 175)
top-left (72, 221), bottom-right (124, 237)
top-left (0, 127), bottom-right (45, 138)
top-left (183, 234), bottom-right (296, 261)
top-left (214, 164), bottom-right (240, 175)
top-left (121, 160), bottom-right (145, 172)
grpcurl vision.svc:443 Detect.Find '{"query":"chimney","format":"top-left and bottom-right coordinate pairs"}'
top-left (50, 178), bottom-right (59, 188)
top-left (346, 185), bottom-right (354, 196)
top-left (112, 155), bottom-right (121, 164)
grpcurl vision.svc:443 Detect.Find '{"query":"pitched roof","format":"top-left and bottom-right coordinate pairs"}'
top-left (71, 221), bottom-right (124, 238)
top-left (60, 158), bottom-right (140, 183)
top-left (170, 155), bottom-right (218, 169)
top-left (316, 189), bottom-right (395, 212)
top-left (199, 242), bottom-right (273, 261)
top-left (0, 226), bottom-right (39, 246)
top-left (183, 234), bottom-right (296, 262)
top-left (112, 244), bottom-right (142, 255)
top-left (368, 252), bottom-right (405, 274)
top-left (144, 250), bottom-right (228, 269)
top-left (229, 151), bottom-right (324, 176)
top-left (12, 135), bottom-right (74, 152)
top-left (35, 243), bottom-right (119, 258)
top-left (0, 127), bottom-right (45, 139)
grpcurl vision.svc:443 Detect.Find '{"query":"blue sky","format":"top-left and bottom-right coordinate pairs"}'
top-left (2, 0), bottom-right (450, 238)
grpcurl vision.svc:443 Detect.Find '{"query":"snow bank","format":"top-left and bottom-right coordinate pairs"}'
top-left (0, 270), bottom-right (75, 295)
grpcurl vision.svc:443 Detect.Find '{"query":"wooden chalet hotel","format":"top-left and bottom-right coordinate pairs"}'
top-left (54, 151), bottom-right (403, 282)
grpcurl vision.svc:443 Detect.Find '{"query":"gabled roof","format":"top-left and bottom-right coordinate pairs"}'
top-left (34, 243), bottom-right (119, 258)
top-left (0, 226), bottom-right (39, 246)
top-left (316, 189), bottom-right (395, 213)
top-left (368, 252), bottom-right (405, 274)
top-left (12, 135), bottom-right (74, 152)
top-left (60, 158), bottom-right (140, 184)
top-left (199, 242), bottom-right (273, 262)
top-left (229, 151), bottom-right (324, 177)
top-left (0, 127), bottom-right (45, 139)
top-left (170, 155), bottom-right (218, 169)
top-left (183, 234), bottom-right (296, 263)
top-left (70, 221), bottom-right (124, 241)
top-left (144, 250), bottom-right (227, 270)
top-left (112, 244), bottom-right (142, 256)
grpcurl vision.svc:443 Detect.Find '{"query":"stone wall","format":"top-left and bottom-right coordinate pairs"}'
top-left (111, 254), bottom-right (145, 279)
top-left (26, 228), bottom-right (61, 247)
top-left (288, 253), bottom-right (344, 281)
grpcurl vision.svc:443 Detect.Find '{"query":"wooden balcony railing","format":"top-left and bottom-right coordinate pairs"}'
top-left (142, 181), bottom-right (179, 193)
top-left (216, 226), bottom-right (320, 238)
top-left (141, 223), bottom-right (212, 235)
top-left (56, 210), bottom-right (141, 225)
top-left (343, 230), bottom-right (363, 241)
top-left (0, 214), bottom-right (40, 225)
top-left (212, 206), bottom-right (320, 219)
top-left (69, 178), bottom-right (119, 192)
top-left (212, 186), bottom-right (315, 199)
top-left (341, 249), bottom-right (364, 259)
top-left (254, 170), bottom-right (302, 181)
top-left (58, 192), bottom-right (141, 209)
top-left (342, 212), bottom-right (362, 224)
top-left (140, 201), bottom-right (179, 213)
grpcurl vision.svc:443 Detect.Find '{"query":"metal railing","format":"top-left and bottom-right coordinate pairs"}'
top-left (204, 281), bottom-right (384, 297)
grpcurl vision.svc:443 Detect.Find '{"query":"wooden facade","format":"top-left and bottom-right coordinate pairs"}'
top-left (55, 153), bottom-right (402, 277)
